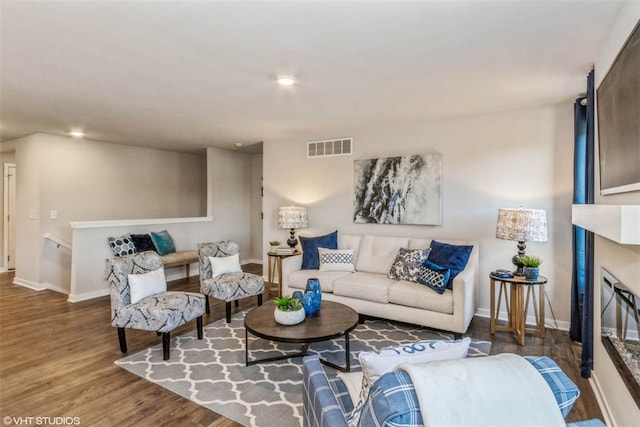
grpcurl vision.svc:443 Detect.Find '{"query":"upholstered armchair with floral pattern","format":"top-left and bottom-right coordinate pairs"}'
top-left (198, 241), bottom-right (264, 323)
top-left (105, 251), bottom-right (205, 360)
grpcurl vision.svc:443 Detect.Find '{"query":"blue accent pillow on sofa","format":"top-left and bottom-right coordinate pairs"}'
top-left (150, 230), bottom-right (176, 256)
top-left (416, 260), bottom-right (450, 294)
top-left (300, 230), bottom-right (338, 270)
top-left (428, 240), bottom-right (473, 289)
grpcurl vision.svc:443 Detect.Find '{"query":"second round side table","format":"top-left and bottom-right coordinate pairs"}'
top-left (267, 251), bottom-right (299, 296)
top-left (489, 273), bottom-right (548, 345)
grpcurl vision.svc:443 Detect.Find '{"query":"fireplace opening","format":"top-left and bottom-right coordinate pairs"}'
top-left (600, 267), bottom-right (640, 407)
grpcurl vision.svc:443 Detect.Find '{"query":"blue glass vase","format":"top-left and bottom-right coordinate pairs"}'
top-left (303, 278), bottom-right (322, 317)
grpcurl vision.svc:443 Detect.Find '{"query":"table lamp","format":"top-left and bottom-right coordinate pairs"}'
top-left (496, 208), bottom-right (548, 276)
top-left (278, 206), bottom-right (309, 248)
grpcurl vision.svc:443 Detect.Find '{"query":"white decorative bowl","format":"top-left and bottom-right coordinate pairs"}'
top-left (274, 307), bottom-right (305, 325)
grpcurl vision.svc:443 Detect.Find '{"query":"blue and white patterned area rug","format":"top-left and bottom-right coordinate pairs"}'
top-left (115, 311), bottom-right (491, 427)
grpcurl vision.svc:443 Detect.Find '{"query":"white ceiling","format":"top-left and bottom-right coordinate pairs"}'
top-left (0, 0), bottom-right (625, 154)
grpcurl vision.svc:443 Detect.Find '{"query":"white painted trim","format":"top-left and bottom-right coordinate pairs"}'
top-left (12, 277), bottom-right (70, 295)
top-left (242, 258), bottom-right (263, 265)
top-left (40, 282), bottom-right (70, 295)
top-left (43, 233), bottom-right (72, 250)
top-left (572, 205), bottom-right (640, 245)
top-left (12, 277), bottom-right (47, 291)
top-left (69, 216), bottom-right (213, 229)
top-left (590, 371), bottom-right (615, 427)
top-left (68, 289), bottom-right (110, 303)
top-left (474, 308), bottom-right (570, 331)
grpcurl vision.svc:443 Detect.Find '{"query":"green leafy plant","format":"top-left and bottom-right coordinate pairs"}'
top-left (274, 296), bottom-right (303, 312)
top-left (519, 255), bottom-right (542, 268)
top-left (269, 240), bottom-right (281, 246)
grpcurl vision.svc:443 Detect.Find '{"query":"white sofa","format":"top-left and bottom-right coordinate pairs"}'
top-left (281, 234), bottom-right (479, 334)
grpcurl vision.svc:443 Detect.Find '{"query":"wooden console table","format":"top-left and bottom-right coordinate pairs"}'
top-left (490, 273), bottom-right (547, 345)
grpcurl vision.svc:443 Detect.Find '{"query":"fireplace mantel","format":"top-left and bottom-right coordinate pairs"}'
top-left (572, 205), bottom-right (640, 245)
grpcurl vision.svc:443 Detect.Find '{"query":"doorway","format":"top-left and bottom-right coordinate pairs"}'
top-left (3, 163), bottom-right (16, 270)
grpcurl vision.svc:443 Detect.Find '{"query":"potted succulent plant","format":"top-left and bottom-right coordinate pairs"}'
top-left (273, 296), bottom-right (305, 325)
top-left (269, 240), bottom-right (281, 251)
top-left (519, 255), bottom-right (542, 280)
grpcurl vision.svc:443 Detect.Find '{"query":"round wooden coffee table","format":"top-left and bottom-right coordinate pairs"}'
top-left (244, 300), bottom-right (359, 372)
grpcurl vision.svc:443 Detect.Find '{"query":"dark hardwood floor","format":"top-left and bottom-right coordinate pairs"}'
top-left (0, 266), bottom-right (602, 426)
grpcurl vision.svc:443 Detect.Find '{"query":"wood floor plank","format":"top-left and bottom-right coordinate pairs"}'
top-left (0, 267), bottom-right (602, 425)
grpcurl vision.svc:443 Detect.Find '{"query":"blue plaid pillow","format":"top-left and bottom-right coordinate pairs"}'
top-left (524, 356), bottom-right (580, 418)
top-left (357, 371), bottom-right (422, 427)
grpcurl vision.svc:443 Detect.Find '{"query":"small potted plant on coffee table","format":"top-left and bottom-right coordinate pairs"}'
top-left (519, 255), bottom-right (542, 281)
top-left (273, 296), bottom-right (305, 325)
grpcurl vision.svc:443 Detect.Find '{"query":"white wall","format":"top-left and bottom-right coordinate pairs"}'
top-left (68, 146), bottom-right (254, 300)
top-left (264, 102), bottom-right (575, 327)
top-left (7, 132), bottom-right (207, 293)
top-left (250, 154), bottom-right (264, 260)
top-left (590, 3), bottom-right (640, 426)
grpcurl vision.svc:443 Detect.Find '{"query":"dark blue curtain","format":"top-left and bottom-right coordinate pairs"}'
top-left (570, 70), bottom-right (595, 378)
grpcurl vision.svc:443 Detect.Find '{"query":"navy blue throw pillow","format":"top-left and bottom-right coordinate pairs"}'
top-left (130, 233), bottom-right (156, 253)
top-left (300, 230), bottom-right (338, 270)
top-left (428, 240), bottom-right (473, 289)
top-left (416, 260), bottom-right (451, 294)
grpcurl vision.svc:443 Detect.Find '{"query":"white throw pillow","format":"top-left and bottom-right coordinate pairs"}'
top-left (360, 337), bottom-right (471, 385)
top-left (318, 248), bottom-right (355, 272)
top-left (208, 254), bottom-right (242, 277)
top-left (337, 371), bottom-right (364, 405)
top-left (348, 338), bottom-right (471, 426)
top-left (128, 267), bottom-right (167, 304)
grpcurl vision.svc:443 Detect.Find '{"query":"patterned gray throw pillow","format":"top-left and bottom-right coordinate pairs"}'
top-left (388, 247), bottom-right (431, 282)
top-left (108, 235), bottom-right (136, 257)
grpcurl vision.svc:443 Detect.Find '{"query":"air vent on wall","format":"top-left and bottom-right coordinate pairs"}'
top-left (307, 138), bottom-right (353, 158)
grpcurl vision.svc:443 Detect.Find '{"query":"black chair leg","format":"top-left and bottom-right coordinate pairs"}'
top-left (162, 332), bottom-right (171, 360)
top-left (257, 294), bottom-right (263, 306)
top-left (205, 295), bottom-right (210, 314)
top-left (225, 301), bottom-right (232, 323)
top-left (117, 328), bottom-right (127, 353)
top-left (197, 316), bottom-right (203, 339)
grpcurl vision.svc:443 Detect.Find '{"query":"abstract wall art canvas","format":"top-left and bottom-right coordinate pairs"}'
top-left (353, 154), bottom-right (442, 225)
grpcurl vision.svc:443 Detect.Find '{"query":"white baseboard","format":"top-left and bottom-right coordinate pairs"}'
top-left (590, 371), bottom-right (615, 426)
top-left (13, 277), bottom-right (47, 291)
top-left (242, 258), bottom-right (263, 265)
top-left (474, 308), bottom-right (570, 331)
top-left (13, 278), bottom-right (70, 296)
top-left (68, 289), bottom-right (110, 302)
top-left (40, 282), bottom-right (69, 295)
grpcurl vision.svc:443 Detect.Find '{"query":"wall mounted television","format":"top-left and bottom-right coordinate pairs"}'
top-left (596, 20), bottom-right (640, 195)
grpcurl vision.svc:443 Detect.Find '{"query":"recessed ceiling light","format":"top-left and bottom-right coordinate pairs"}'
top-left (70, 131), bottom-right (85, 138)
top-left (277, 75), bottom-right (296, 86)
